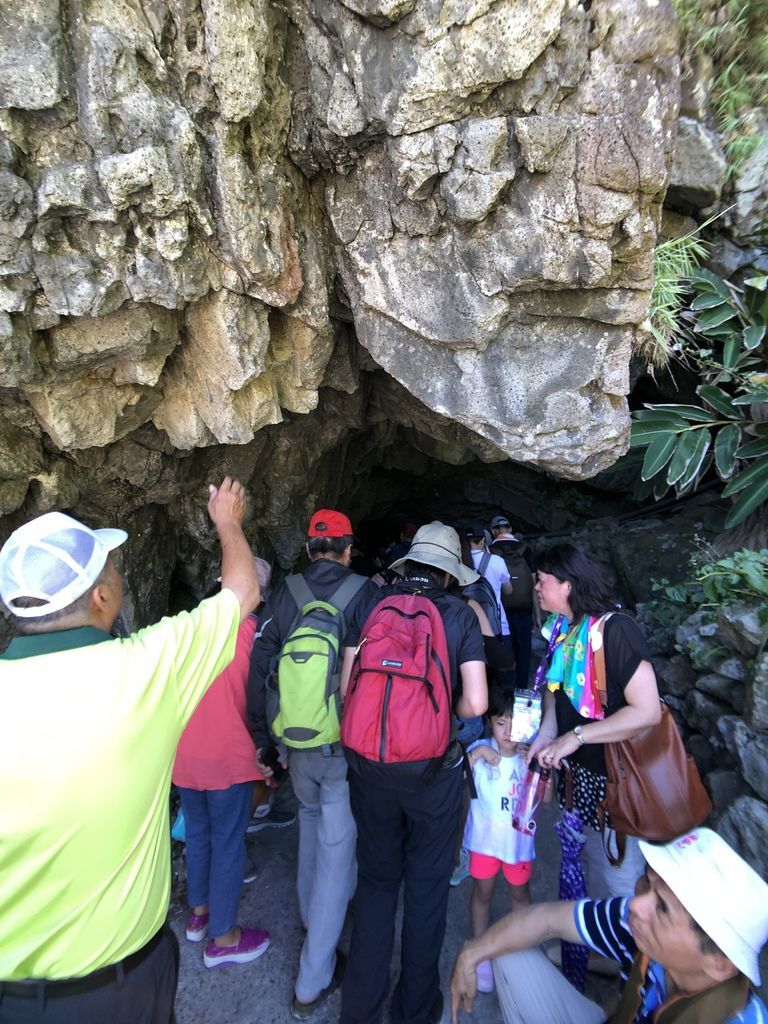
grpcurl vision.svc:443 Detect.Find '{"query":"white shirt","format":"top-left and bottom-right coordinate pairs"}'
top-left (471, 548), bottom-right (510, 636)
top-left (463, 740), bottom-right (535, 865)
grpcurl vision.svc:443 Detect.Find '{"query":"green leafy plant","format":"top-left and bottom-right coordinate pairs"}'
top-left (631, 266), bottom-right (768, 528)
top-left (644, 231), bottom-right (709, 367)
top-left (695, 547), bottom-right (768, 605)
top-left (646, 548), bottom-right (768, 642)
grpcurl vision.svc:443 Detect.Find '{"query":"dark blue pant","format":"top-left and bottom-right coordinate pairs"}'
top-left (506, 611), bottom-right (533, 689)
top-left (178, 782), bottom-right (252, 938)
top-left (341, 765), bottom-right (463, 1024)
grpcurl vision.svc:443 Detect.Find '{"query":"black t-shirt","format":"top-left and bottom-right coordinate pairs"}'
top-left (553, 614), bottom-right (652, 774)
top-left (344, 577), bottom-right (486, 703)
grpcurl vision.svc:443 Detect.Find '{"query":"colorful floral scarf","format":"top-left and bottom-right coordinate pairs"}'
top-left (539, 614), bottom-right (605, 720)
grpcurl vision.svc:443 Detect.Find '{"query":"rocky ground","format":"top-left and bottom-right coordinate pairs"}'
top-left (171, 803), bottom-right (619, 1024)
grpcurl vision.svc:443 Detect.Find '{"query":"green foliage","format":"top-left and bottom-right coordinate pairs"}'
top-left (648, 548), bottom-right (768, 643)
top-left (632, 265), bottom-right (768, 528)
top-left (696, 547), bottom-right (768, 603)
top-left (672, 0), bottom-right (768, 174)
top-left (645, 232), bottom-right (710, 367)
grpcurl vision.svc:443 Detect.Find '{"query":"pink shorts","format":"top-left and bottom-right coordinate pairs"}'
top-left (469, 851), bottom-right (532, 885)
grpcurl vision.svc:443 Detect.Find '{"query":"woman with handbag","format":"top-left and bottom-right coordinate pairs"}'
top-left (527, 544), bottom-right (662, 899)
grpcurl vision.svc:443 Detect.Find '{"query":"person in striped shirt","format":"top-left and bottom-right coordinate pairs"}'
top-left (450, 828), bottom-right (768, 1024)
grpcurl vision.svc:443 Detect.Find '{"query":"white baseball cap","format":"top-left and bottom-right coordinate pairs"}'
top-left (640, 828), bottom-right (768, 986)
top-left (0, 511), bottom-right (127, 618)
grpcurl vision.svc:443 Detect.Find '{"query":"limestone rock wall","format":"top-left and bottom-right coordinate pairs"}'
top-left (0, 0), bottom-right (680, 615)
top-left (645, 603), bottom-right (768, 881)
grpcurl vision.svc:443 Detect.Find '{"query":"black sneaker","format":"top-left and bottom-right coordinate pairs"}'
top-left (246, 809), bottom-right (297, 834)
top-left (290, 951), bottom-right (346, 1020)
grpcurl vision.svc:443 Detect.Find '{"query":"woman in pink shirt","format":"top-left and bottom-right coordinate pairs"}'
top-left (173, 561), bottom-right (272, 970)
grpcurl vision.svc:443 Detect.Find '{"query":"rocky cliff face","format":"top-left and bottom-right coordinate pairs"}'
top-left (0, 0), bottom-right (680, 611)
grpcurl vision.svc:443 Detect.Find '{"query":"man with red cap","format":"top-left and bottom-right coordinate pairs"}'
top-left (248, 510), bottom-right (377, 1020)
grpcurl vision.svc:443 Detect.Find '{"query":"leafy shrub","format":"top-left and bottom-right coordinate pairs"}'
top-left (631, 266), bottom-right (768, 528)
top-left (651, 547), bottom-right (768, 618)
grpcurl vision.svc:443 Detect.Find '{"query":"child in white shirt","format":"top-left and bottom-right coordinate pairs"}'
top-left (463, 686), bottom-right (552, 994)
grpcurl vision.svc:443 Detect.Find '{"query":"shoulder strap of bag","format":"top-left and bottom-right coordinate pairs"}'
top-left (328, 574), bottom-right (367, 615)
top-left (285, 574), bottom-right (316, 612)
top-left (609, 953), bottom-right (649, 1024)
top-left (562, 759), bottom-right (575, 813)
top-left (608, 953), bottom-right (750, 1024)
top-left (591, 612), bottom-right (616, 710)
top-left (592, 611), bottom-right (622, 867)
top-left (479, 551), bottom-right (491, 576)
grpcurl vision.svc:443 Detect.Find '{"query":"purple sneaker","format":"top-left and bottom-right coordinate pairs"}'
top-left (185, 912), bottom-right (209, 942)
top-left (203, 927), bottom-right (271, 968)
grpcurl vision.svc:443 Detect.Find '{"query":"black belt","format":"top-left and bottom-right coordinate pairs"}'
top-left (0, 924), bottom-right (168, 1001)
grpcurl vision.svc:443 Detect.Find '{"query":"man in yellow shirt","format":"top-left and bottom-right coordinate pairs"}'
top-left (0, 477), bottom-right (260, 1023)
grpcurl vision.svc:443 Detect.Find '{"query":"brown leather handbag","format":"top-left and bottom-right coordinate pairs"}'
top-left (593, 616), bottom-right (712, 860)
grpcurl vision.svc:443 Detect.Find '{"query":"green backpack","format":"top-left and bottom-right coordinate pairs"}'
top-left (267, 573), bottom-right (367, 750)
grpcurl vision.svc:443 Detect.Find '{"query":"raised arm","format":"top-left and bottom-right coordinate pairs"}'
top-left (208, 477), bottom-right (260, 623)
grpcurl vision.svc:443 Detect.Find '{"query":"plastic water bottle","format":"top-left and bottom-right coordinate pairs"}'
top-left (512, 762), bottom-right (551, 836)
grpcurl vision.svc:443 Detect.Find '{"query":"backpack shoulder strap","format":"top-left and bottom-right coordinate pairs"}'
top-left (329, 574), bottom-right (367, 615)
top-left (285, 574), bottom-right (316, 612)
top-left (479, 551), bottom-right (490, 576)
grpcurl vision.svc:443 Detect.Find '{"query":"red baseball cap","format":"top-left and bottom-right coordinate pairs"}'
top-left (307, 509), bottom-right (353, 538)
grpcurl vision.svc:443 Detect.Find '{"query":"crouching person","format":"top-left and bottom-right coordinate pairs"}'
top-left (450, 827), bottom-right (768, 1024)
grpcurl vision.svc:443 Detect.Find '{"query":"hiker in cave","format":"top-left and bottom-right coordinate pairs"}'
top-left (247, 510), bottom-right (378, 1021)
top-left (0, 478), bottom-right (260, 1023)
top-left (527, 544), bottom-right (661, 904)
top-left (339, 522), bottom-right (488, 1024)
top-left (172, 556), bottom-right (274, 969)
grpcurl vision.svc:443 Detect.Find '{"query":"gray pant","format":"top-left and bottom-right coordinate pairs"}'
top-left (290, 749), bottom-right (357, 1002)
top-left (493, 949), bottom-right (606, 1024)
top-left (491, 828), bottom-right (645, 1024)
top-left (582, 828), bottom-right (645, 900)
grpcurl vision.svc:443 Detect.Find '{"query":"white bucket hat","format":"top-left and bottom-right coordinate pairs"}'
top-left (389, 521), bottom-right (479, 587)
top-left (640, 828), bottom-right (768, 986)
top-left (0, 511), bottom-right (127, 618)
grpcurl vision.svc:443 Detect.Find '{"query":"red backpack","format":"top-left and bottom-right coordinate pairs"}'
top-left (341, 592), bottom-right (452, 770)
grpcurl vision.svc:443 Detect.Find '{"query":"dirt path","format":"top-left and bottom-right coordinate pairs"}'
top-left (172, 804), bottom-right (617, 1024)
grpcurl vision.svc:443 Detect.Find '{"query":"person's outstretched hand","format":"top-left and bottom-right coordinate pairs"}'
top-left (208, 476), bottom-right (246, 528)
top-left (450, 946), bottom-right (478, 1024)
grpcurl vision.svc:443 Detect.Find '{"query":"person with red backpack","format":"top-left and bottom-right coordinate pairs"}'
top-left (338, 522), bottom-right (488, 1024)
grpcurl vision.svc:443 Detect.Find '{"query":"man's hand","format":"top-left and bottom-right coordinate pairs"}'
top-left (450, 944), bottom-right (479, 1023)
top-left (208, 477), bottom-right (259, 622)
top-left (208, 476), bottom-right (246, 528)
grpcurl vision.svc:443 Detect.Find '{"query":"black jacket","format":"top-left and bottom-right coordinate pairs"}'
top-left (247, 558), bottom-right (378, 750)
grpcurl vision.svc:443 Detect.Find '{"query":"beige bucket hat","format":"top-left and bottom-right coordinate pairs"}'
top-left (389, 521), bottom-right (479, 587)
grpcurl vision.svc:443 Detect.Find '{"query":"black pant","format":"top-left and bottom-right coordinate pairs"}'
top-left (341, 764), bottom-right (463, 1024)
top-left (0, 927), bottom-right (179, 1024)
top-left (506, 611), bottom-right (533, 688)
